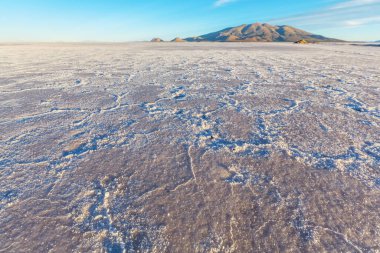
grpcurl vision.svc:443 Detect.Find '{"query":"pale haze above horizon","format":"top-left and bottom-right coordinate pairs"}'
top-left (0, 0), bottom-right (380, 42)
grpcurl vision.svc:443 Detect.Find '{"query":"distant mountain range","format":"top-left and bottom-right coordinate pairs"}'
top-left (152, 23), bottom-right (342, 43)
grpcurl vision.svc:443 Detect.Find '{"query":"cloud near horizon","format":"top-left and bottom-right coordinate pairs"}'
top-left (343, 15), bottom-right (380, 27)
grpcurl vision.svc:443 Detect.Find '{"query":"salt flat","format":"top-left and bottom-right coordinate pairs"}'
top-left (0, 42), bottom-right (379, 252)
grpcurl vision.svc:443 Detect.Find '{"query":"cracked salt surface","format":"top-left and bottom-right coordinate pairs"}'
top-left (0, 42), bottom-right (379, 252)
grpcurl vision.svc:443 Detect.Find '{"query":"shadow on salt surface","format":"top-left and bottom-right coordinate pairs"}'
top-left (345, 97), bottom-right (380, 118)
top-left (170, 86), bottom-right (187, 100)
top-left (0, 159), bottom-right (11, 168)
top-left (292, 213), bottom-right (314, 243)
top-left (0, 190), bottom-right (18, 209)
top-left (375, 178), bottom-right (380, 187)
top-left (362, 142), bottom-right (380, 163)
top-left (289, 143), bottom-right (380, 187)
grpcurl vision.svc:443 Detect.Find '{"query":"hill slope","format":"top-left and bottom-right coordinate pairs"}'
top-left (185, 23), bottom-right (341, 42)
top-left (151, 38), bottom-right (164, 42)
top-left (171, 37), bottom-right (186, 42)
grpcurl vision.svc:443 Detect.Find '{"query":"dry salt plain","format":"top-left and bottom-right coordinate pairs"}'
top-left (0, 42), bottom-right (379, 253)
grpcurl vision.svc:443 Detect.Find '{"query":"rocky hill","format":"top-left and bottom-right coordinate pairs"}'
top-left (171, 37), bottom-right (186, 42)
top-left (185, 23), bottom-right (341, 42)
top-left (151, 38), bottom-right (164, 42)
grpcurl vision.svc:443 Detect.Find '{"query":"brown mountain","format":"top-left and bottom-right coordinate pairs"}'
top-left (185, 23), bottom-right (342, 42)
top-left (171, 37), bottom-right (186, 42)
top-left (151, 38), bottom-right (164, 42)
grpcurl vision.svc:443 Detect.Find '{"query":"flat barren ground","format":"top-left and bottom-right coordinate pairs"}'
top-left (0, 43), bottom-right (379, 253)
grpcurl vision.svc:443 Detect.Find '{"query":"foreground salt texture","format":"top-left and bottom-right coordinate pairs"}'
top-left (0, 43), bottom-right (379, 252)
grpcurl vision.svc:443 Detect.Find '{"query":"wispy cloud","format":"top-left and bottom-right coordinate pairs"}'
top-left (214, 0), bottom-right (236, 7)
top-left (270, 0), bottom-right (380, 29)
top-left (344, 15), bottom-right (380, 27)
top-left (331, 0), bottom-right (380, 9)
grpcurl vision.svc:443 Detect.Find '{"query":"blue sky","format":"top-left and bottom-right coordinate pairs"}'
top-left (0, 0), bottom-right (379, 42)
